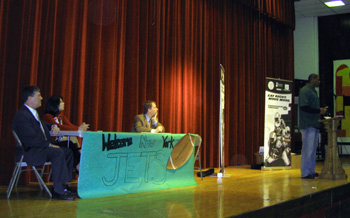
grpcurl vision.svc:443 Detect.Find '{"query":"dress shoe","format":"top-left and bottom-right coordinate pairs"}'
top-left (313, 172), bottom-right (319, 177)
top-left (52, 191), bottom-right (76, 201)
top-left (64, 185), bottom-right (77, 195)
top-left (301, 174), bottom-right (315, 179)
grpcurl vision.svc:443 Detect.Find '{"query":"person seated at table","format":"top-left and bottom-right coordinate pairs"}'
top-left (132, 100), bottom-right (165, 133)
top-left (12, 86), bottom-right (76, 200)
top-left (42, 95), bottom-right (89, 174)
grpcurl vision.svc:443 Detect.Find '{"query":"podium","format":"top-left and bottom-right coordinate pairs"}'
top-left (319, 116), bottom-right (347, 180)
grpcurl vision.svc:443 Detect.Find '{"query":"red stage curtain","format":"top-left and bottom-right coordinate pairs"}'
top-left (0, 0), bottom-right (295, 183)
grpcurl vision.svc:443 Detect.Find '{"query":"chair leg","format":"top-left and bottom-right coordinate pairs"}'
top-left (14, 167), bottom-right (23, 188)
top-left (8, 165), bottom-right (52, 198)
top-left (39, 165), bottom-right (52, 183)
top-left (48, 167), bottom-right (52, 183)
top-left (198, 155), bottom-right (203, 181)
top-left (32, 167), bottom-right (52, 198)
top-left (33, 167), bottom-right (44, 190)
top-left (192, 135), bottom-right (203, 181)
top-left (194, 145), bottom-right (203, 181)
top-left (7, 164), bottom-right (21, 198)
top-left (40, 165), bottom-right (45, 177)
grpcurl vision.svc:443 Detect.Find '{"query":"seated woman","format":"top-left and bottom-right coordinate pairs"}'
top-left (42, 95), bottom-right (89, 174)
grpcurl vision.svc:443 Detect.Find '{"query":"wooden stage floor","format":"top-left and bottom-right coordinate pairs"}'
top-left (2, 158), bottom-right (350, 218)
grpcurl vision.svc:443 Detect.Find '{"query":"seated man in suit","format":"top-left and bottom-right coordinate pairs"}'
top-left (12, 86), bottom-right (76, 200)
top-left (132, 100), bottom-right (165, 133)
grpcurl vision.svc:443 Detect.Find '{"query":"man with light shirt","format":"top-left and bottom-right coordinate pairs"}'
top-left (12, 86), bottom-right (76, 200)
top-left (132, 100), bottom-right (165, 133)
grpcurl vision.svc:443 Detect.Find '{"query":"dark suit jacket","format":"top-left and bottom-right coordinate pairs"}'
top-left (12, 104), bottom-right (53, 165)
top-left (131, 114), bottom-right (165, 133)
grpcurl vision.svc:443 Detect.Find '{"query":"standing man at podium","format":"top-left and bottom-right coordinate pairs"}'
top-left (299, 74), bottom-right (327, 179)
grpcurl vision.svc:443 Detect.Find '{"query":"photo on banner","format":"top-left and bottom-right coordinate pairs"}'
top-left (334, 59), bottom-right (350, 141)
top-left (264, 78), bottom-right (293, 168)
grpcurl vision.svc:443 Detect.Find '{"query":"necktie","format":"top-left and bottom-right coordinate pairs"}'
top-left (35, 111), bottom-right (47, 140)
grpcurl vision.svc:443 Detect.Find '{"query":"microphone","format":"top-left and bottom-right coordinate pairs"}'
top-left (328, 89), bottom-right (337, 98)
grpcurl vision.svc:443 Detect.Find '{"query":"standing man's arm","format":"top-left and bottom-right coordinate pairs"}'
top-left (300, 106), bottom-right (327, 115)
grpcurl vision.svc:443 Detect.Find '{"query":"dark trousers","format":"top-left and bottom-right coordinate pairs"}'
top-left (24, 147), bottom-right (73, 195)
top-left (55, 141), bottom-right (80, 170)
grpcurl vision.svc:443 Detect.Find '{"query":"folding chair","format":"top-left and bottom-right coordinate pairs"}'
top-left (192, 134), bottom-right (203, 180)
top-left (7, 131), bottom-right (52, 198)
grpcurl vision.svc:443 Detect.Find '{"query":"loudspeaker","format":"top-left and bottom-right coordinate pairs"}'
top-left (294, 79), bottom-right (307, 96)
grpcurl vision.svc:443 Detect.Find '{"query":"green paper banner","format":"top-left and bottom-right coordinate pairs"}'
top-left (78, 132), bottom-right (197, 199)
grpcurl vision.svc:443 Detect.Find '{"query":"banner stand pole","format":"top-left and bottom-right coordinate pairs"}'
top-left (212, 64), bottom-right (231, 178)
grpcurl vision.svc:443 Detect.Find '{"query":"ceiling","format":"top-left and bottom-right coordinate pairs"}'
top-left (295, 0), bottom-right (350, 18)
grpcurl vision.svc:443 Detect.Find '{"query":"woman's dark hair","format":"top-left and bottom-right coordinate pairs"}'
top-left (44, 95), bottom-right (63, 116)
